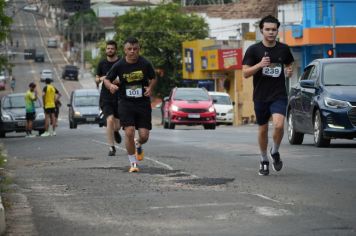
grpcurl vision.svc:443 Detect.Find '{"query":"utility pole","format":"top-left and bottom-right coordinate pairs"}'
top-left (331, 3), bottom-right (336, 58)
top-left (80, 14), bottom-right (84, 79)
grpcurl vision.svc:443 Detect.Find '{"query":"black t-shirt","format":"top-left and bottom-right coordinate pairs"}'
top-left (106, 56), bottom-right (156, 102)
top-left (96, 58), bottom-right (120, 101)
top-left (242, 41), bottom-right (294, 102)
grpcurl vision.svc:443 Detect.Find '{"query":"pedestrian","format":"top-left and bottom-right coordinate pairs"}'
top-left (95, 40), bottom-right (122, 156)
top-left (10, 76), bottom-right (16, 93)
top-left (53, 99), bottom-right (62, 129)
top-left (105, 37), bottom-right (157, 172)
top-left (242, 15), bottom-right (294, 176)
top-left (24, 82), bottom-right (38, 137)
top-left (41, 78), bottom-right (62, 137)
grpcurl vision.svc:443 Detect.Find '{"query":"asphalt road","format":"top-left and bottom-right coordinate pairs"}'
top-left (1, 1), bottom-right (356, 235)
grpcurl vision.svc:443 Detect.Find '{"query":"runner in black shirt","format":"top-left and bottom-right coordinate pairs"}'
top-left (96, 40), bottom-right (121, 156)
top-left (105, 37), bottom-right (157, 173)
top-left (242, 15), bottom-right (294, 176)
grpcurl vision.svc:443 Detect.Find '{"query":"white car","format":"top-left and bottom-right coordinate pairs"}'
top-left (209, 91), bottom-right (235, 125)
top-left (40, 69), bottom-right (53, 82)
top-left (23, 5), bottom-right (38, 12)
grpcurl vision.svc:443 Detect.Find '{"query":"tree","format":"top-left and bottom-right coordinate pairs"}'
top-left (113, 3), bottom-right (209, 98)
top-left (0, 1), bottom-right (13, 70)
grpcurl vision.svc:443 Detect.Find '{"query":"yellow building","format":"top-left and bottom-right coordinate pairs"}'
top-left (182, 40), bottom-right (255, 125)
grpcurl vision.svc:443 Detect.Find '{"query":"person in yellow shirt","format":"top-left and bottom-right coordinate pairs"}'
top-left (24, 82), bottom-right (38, 137)
top-left (41, 78), bottom-right (61, 136)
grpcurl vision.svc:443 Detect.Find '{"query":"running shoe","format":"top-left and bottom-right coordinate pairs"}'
top-left (40, 131), bottom-right (50, 137)
top-left (259, 161), bottom-right (270, 176)
top-left (270, 148), bottom-right (283, 171)
top-left (114, 131), bottom-right (121, 144)
top-left (129, 163), bottom-right (139, 173)
top-left (108, 146), bottom-right (116, 156)
top-left (26, 134), bottom-right (36, 138)
top-left (134, 138), bottom-right (144, 161)
top-left (51, 131), bottom-right (57, 136)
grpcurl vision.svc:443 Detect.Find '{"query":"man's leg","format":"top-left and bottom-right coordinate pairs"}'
top-left (125, 126), bottom-right (139, 172)
top-left (271, 113), bottom-right (285, 153)
top-left (106, 114), bottom-right (116, 156)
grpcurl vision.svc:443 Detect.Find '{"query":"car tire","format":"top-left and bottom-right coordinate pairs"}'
top-left (168, 116), bottom-right (175, 129)
top-left (69, 120), bottom-right (77, 129)
top-left (163, 120), bottom-right (168, 129)
top-left (0, 131), bottom-right (5, 138)
top-left (204, 124), bottom-right (216, 130)
top-left (314, 110), bottom-right (330, 147)
top-left (287, 111), bottom-right (304, 145)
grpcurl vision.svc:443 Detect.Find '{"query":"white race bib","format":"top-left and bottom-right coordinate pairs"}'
top-left (262, 63), bottom-right (282, 78)
top-left (126, 84), bottom-right (143, 98)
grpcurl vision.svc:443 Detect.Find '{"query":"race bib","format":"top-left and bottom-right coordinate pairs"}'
top-left (126, 84), bottom-right (143, 98)
top-left (262, 63), bottom-right (282, 78)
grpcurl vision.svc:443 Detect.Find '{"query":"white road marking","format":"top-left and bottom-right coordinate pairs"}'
top-left (150, 202), bottom-right (243, 210)
top-left (255, 206), bottom-right (292, 216)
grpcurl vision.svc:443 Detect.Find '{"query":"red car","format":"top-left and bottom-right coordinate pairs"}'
top-left (0, 80), bottom-right (5, 90)
top-left (163, 87), bottom-right (216, 129)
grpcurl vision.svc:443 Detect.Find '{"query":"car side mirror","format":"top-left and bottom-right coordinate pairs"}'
top-left (163, 97), bottom-right (169, 102)
top-left (300, 80), bottom-right (316, 89)
top-left (232, 101), bottom-right (235, 106)
top-left (67, 104), bottom-right (72, 107)
top-left (213, 99), bottom-right (217, 103)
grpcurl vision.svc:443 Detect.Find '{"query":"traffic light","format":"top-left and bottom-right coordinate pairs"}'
top-left (327, 48), bottom-right (333, 58)
top-left (63, 0), bottom-right (90, 13)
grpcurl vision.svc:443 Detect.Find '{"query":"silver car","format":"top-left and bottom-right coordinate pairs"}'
top-left (0, 93), bottom-right (45, 137)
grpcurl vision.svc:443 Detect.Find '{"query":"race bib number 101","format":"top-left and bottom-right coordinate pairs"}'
top-left (126, 85), bottom-right (143, 98)
top-left (262, 63), bottom-right (282, 78)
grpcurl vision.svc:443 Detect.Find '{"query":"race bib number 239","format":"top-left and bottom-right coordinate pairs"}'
top-left (262, 63), bottom-right (282, 78)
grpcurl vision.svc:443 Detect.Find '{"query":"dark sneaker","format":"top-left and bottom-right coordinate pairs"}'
top-left (108, 146), bottom-right (116, 156)
top-left (114, 131), bottom-right (121, 144)
top-left (270, 149), bottom-right (283, 171)
top-left (259, 161), bottom-right (270, 176)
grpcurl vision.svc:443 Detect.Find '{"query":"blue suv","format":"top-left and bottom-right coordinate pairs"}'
top-left (287, 58), bottom-right (356, 147)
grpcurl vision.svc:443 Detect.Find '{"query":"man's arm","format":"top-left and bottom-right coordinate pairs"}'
top-left (144, 78), bottom-right (157, 97)
top-left (104, 63), bottom-right (119, 94)
top-left (242, 56), bottom-right (270, 79)
top-left (285, 62), bottom-right (294, 78)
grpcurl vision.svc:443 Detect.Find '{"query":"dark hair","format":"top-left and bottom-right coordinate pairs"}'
top-left (106, 40), bottom-right (117, 49)
top-left (29, 82), bottom-right (36, 88)
top-left (45, 78), bottom-right (52, 84)
top-left (259, 15), bottom-right (280, 29)
top-left (124, 37), bottom-right (139, 45)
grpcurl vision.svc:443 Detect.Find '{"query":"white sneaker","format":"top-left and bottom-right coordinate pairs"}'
top-left (52, 131), bottom-right (56, 136)
top-left (28, 134), bottom-right (36, 138)
top-left (41, 131), bottom-right (50, 137)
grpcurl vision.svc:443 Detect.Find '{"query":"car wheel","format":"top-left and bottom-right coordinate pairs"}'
top-left (0, 131), bottom-right (5, 138)
top-left (287, 111), bottom-right (304, 145)
top-left (163, 120), bottom-right (168, 129)
top-left (69, 120), bottom-right (77, 129)
top-left (313, 110), bottom-right (330, 147)
top-left (204, 124), bottom-right (216, 130)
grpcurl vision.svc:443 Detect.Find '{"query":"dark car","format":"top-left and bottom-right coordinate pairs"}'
top-left (62, 65), bottom-right (79, 80)
top-left (34, 52), bottom-right (45, 62)
top-left (163, 87), bottom-right (216, 129)
top-left (0, 93), bottom-right (45, 137)
top-left (67, 89), bottom-right (101, 129)
top-left (287, 58), bottom-right (356, 147)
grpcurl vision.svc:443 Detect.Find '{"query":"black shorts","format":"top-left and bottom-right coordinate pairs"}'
top-left (100, 99), bottom-right (119, 119)
top-left (118, 99), bottom-right (152, 130)
top-left (44, 108), bottom-right (56, 114)
top-left (254, 99), bottom-right (287, 125)
top-left (26, 112), bottom-right (36, 121)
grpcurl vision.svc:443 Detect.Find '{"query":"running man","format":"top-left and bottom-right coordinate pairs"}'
top-left (24, 82), bottom-right (38, 137)
top-left (41, 78), bottom-right (62, 137)
top-left (105, 37), bottom-right (157, 172)
top-left (96, 40), bottom-right (121, 156)
top-left (242, 15), bottom-right (294, 176)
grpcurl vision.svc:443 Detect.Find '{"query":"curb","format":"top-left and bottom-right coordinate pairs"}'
top-left (0, 196), bottom-right (5, 235)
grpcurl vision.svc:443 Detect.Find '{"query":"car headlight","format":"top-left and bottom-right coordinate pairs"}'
top-left (208, 106), bottom-right (215, 112)
top-left (171, 105), bottom-right (179, 112)
top-left (1, 112), bottom-right (11, 121)
top-left (36, 112), bottom-right (45, 120)
top-left (324, 97), bottom-right (350, 109)
top-left (74, 111), bottom-right (81, 117)
top-left (227, 108), bottom-right (233, 113)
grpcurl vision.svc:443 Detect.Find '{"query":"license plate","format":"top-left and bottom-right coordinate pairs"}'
top-left (86, 117), bottom-right (95, 122)
top-left (188, 113), bottom-right (200, 118)
top-left (17, 121), bottom-right (26, 126)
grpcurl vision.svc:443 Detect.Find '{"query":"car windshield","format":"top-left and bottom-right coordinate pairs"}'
top-left (323, 63), bottom-right (356, 86)
top-left (211, 95), bottom-right (231, 105)
top-left (174, 89), bottom-right (210, 101)
top-left (74, 95), bottom-right (99, 107)
top-left (2, 96), bottom-right (41, 109)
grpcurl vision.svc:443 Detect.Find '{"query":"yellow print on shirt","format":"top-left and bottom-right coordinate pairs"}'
top-left (123, 71), bottom-right (144, 83)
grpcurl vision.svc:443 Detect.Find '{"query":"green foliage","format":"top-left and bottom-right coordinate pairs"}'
top-left (0, 1), bottom-right (13, 70)
top-left (113, 3), bottom-right (209, 98)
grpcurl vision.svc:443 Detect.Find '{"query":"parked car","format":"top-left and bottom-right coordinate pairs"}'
top-left (62, 65), bottom-right (79, 80)
top-left (0, 93), bottom-right (45, 137)
top-left (67, 89), bottom-right (101, 129)
top-left (287, 58), bottom-right (356, 147)
top-left (23, 4), bottom-right (38, 12)
top-left (0, 70), bottom-right (7, 82)
top-left (163, 87), bottom-right (216, 129)
top-left (34, 51), bottom-right (45, 62)
top-left (40, 69), bottom-right (53, 82)
top-left (209, 91), bottom-right (235, 125)
top-left (47, 38), bottom-right (58, 48)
